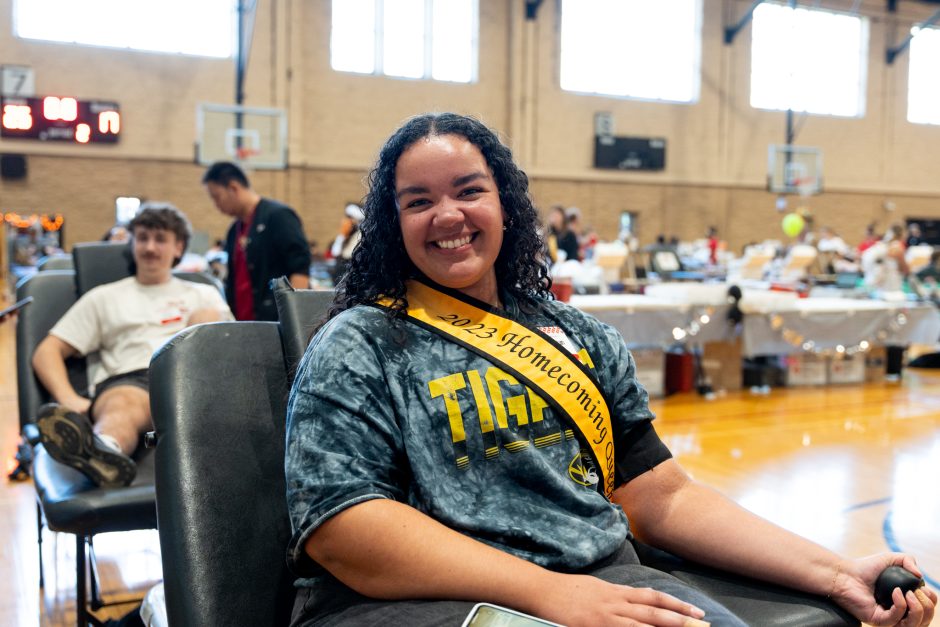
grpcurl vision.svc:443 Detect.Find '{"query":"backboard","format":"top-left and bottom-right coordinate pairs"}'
top-left (196, 103), bottom-right (287, 169)
top-left (767, 145), bottom-right (822, 195)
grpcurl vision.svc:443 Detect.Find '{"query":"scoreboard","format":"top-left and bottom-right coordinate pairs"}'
top-left (1, 96), bottom-right (120, 143)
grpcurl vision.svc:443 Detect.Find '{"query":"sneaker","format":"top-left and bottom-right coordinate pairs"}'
top-left (36, 404), bottom-right (137, 487)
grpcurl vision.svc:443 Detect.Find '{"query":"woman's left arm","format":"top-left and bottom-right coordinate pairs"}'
top-left (614, 459), bottom-right (936, 626)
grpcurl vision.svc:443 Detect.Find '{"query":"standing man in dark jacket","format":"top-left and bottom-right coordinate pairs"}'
top-left (203, 162), bottom-right (311, 320)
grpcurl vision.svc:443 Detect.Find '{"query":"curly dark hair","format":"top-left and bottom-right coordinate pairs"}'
top-left (329, 113), bottom-right (551, 319)
top-left (129, 202), bottom-right (192, 266)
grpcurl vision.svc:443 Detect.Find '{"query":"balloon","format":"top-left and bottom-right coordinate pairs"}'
top-left (781, 213), bottom-right (805, 238)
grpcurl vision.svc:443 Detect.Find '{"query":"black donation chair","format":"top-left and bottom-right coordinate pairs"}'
top-left (270, 277), bottom-right (334, 382)
top-left (17, 263), bottom-right (157, 627)
top-left (148, 280), bottom-right (332, 626)
top-left (20, 242), bottom-right (222, 627)
top-left (37, 253), bottom-right (74, 271)
top-left (150, 321), bottom-right (296, 627)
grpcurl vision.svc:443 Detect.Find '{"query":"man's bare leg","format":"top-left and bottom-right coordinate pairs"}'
top-left (90, 385), bottom-right (151, 455)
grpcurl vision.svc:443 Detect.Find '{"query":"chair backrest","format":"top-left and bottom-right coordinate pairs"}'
top-left (37, 253), bottom-right (74, 271)
top-left (271, 277), bottom-right (334, 385)
top-left (172, 270), bottom-right (225, 295)
top-left (15, 270), bottom-right (87, 432)
top-left (150, 322), bottom-right (295, 627)
top-left (648, 248), bottom-right (683, 277)
top-left (72, 241), bottom-right (133, 295)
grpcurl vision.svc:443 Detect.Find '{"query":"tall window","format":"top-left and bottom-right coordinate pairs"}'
top-left (331, 0), bottom-right (477, 83)
top-left (750, 4), bottom-right (868, 117)
top-left (14, 0), bottom-right (236, 58)
top-left (559, 0), bottom-right (702, 103)
top-left (908, 26), bottom-right (940, 125)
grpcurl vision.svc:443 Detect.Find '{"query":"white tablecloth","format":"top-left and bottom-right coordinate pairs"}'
top-left (740, 298), bottom-right (940, 356)
top-left (571, 293), bottom-right (940, 356)
top-left (570, 294), bottom-right (735, 347)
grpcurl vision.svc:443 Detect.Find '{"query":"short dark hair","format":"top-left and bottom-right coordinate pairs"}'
top-left (330, 112), bottom-right (551, 320)
top-left (202, 161), bottom-right (251, 188)
top-left (129, 202), bottom-right (192, 264)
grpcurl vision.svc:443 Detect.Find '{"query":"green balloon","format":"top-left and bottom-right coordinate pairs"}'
top-left (781, 213), bottom-right (805, 238)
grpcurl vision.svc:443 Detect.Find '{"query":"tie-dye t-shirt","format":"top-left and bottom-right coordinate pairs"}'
top-left (285, 295), bottom-right (666, 584)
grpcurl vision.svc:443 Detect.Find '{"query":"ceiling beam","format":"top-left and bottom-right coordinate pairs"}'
top-left (886, 8), bottom-right (940, 64)
top-left (724, 0), bottom-right (766, 44)
top-left (525, 0), bottom-right (543, 21)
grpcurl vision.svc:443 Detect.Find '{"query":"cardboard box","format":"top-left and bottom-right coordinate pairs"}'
top-left (700, 338), bottom-right (743, 392)
top-left (864, 346), bottom-right (887, 382)
top-left (786, 353), bottom-right (829, 386)
top-left (631, 347), bottom-right (665, 398)
top-left (828, 354), bottom-right (865, 385)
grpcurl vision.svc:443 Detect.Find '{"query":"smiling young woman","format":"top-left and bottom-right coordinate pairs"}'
top-left (395, 134), bottom-right (507, 307)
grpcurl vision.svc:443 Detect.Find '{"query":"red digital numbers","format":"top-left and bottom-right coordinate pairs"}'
top-left (98, 111), bottom-right (120, 134)
top-left (2, 104), bottom-right (33, 131)
top-left (0, 96), bottom-right (119, 143)
top-left (43, 96), bottom-right (78, 122)
top-left (75, 123), bottom-right (91, 143)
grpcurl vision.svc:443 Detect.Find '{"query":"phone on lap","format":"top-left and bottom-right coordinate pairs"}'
top-left (460, 603), bottom-right (563, 627)
top-left (0, 296), bottom-right (33, 319)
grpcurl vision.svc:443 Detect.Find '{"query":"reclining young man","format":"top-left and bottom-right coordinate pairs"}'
top-left (32, 203), bottom-right (233, 487)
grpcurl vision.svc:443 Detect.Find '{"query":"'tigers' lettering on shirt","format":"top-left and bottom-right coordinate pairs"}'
top-left (426, 327), bottom-right (603, 488)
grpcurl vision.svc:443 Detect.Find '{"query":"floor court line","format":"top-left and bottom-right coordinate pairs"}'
top-left (842, 497), bottom-right (937, 590)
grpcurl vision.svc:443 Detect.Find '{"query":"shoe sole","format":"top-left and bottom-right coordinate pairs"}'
top-left (36, 407), bottom-right (136, 488)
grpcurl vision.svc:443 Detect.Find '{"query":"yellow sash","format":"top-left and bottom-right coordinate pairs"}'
top-left (377, 280), bottom-right (615, 499)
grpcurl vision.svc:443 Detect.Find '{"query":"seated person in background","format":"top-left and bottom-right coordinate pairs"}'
top-left (862, 224), bottom-right (909, 292)
top-left (102, 224), bottom-right (130, 242)
top-left (906, 223), bottom-right (924, 248)
top-left (559, 206), bottom-right (583, 261)
top-left (545, 204), bottom-right (567, 263)
top-left (858, 223), bottom-right (880, 256)
top-left (918, 251), bottom-right (940, 284)
top-left (33, 203), bottom-right (233, 487)
top-left (285, 113), bottom-right (935, 627)
top-left (911, 250), bottom-right (940, 302)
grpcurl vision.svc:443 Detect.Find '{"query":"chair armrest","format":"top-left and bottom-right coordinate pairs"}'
top-left (634, 541), bottom-right (859, 627)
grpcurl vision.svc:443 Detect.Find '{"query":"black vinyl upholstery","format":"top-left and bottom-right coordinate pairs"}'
top-left (72, 242), bottom-right (133, 296)
top-left (150, 322), bottom-right (295, 627)
top-left (37, 253), bottom-right (74, 271)
top-left (32, 450), bottom-right (157, 535)
top-left (270, 277), bottom-right (333, 384)
top-left (15, 270), bottom-right (86, 438)
top-left (173, 270), bottom-right (225, 295)
top-left (633, 543), bottom-right (857, 626)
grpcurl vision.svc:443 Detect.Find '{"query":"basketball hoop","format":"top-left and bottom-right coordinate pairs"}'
top-left (195, 103), bottom-right (288, 170)
top-left (767, 145), bottom-right (823, 196)
top-left (234, 146), bottom-right (261, 161)
top-left (791, 177), bottom-right (817, 198)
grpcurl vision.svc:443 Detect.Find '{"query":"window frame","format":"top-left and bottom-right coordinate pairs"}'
top-left (330, 0), bottom-right (479, 84)
top-left (749, 2), bottom-right (869, 119)
top-left (557, 0), bottom-right (703, 104)
top-left (12, 0), bottom-right (237, 59)
top-left (907, 25), bottom-right (940, 126)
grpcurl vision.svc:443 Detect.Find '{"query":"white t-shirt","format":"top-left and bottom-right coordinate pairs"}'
top-left (51, 276), bottom-right (232, 385)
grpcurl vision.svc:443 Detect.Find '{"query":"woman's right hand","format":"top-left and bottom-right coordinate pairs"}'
top-left (532, 573), bottom-right (709, 627)
top-left (832, 555), bottom-right (936, 627)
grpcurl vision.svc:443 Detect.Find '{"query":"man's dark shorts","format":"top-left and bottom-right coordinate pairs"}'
top-left (89, 368), bottom-right (149, 416)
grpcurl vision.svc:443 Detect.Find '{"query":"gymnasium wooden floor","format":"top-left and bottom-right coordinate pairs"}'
top-left (1, 321), bottom-right (937, 626)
